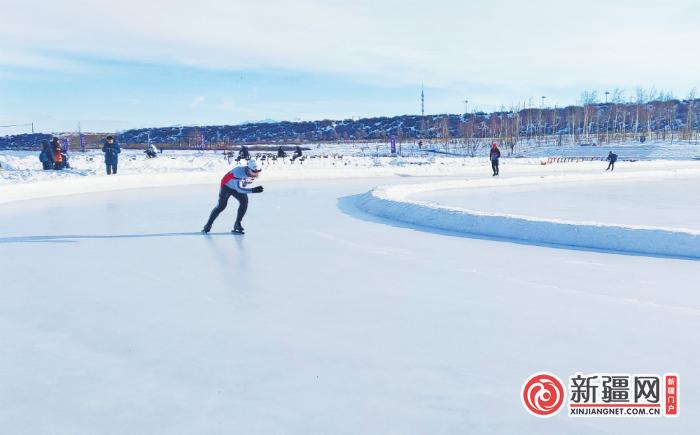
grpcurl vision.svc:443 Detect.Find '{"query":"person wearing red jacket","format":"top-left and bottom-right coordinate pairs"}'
top-left (52, 139), bottom-right (64, 170)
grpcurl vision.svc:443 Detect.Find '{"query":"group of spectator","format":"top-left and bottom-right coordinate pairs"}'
top-left (38, 136), bottom-right (305, 176)
top-left (38, 135), bottom-right (121, 174)
top-left (39, 137), bottom-right (70, 170)
top-left (234, 145), bottom-right (303, 162)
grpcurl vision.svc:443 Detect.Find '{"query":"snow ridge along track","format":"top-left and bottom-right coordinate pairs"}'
top-left (355, 171), bottom-right (700, 259)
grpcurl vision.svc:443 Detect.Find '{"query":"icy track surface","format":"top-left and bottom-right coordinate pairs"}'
top-left (1, 178), bottom-right (699, 434)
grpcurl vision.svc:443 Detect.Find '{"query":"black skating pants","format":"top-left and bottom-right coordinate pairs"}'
top-left (106, 163), bottom-right (118, 174)
top-left (491, 160), bottom-right (499, 175)
top-left (205, 186), bottom-right (248, 230)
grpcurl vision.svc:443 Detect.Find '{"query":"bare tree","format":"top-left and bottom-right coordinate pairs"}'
top-left (634, 87), bottom-right (647, 137)
top-left (580, 90), bottom-right (598, 143)
top-left (685, 88), bottom-right (697, 141)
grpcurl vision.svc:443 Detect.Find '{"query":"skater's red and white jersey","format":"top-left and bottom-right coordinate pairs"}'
top-left (220, 166), bottom-right (255, 194)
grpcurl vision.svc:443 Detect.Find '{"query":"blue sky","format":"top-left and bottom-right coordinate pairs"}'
top-left (1, 0), bottom-right (699, 134)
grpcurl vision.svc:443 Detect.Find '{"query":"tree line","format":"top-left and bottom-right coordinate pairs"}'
top-left (428, 88), bottom-right (699, 156)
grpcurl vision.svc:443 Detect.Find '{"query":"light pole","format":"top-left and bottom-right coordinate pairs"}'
top-left (605, 91), bottom-right (610, 104)
top-left (464, 99), bottom-right (469, 118)
top-left (541, 96), bottom-right (546, 108)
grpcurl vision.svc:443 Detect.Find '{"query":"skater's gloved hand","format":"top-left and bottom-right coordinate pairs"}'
top-left (252, 186), bottom-right (264, 193)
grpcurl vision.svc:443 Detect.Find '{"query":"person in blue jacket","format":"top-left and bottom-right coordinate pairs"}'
top-left (102, 135), bottom-right (121, 175)
top-left (606, 151), bottom-right (618, 171)
top-left (202, 159), bottom-right (264, 234)
top-left (39, 141), bottom-right (54, 170)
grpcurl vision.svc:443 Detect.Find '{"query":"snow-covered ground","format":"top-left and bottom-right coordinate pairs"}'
top-left (1, 149), bottom-right (699, 434)
top-left (354, 168), bottom-right (700, 259)
top-left (0, 149), bottom-right (481, 186)
top-left (410, 176), bottom-right (700, 231)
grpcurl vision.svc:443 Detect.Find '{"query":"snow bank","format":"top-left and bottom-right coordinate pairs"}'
top-left (0, 150), bottom-right (464, 203)
top-left (356, 170), bottom-right (700, 259)
top-left (0, 149), bottom-right (581, 204)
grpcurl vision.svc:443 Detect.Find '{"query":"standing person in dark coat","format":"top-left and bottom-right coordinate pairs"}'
top-left (489, 143), bottom-right (501, 176)
top-left (606, 151), bottom-right (618, 171)
top-left (102, 135), bottom-right (121, 175)
top-left (238, 145), bottom-right (251, 161)
top-left (39, 141), bottom-right (54, 170)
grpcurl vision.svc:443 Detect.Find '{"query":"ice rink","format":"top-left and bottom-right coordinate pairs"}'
top-left (1, 176), bottom-right (699, 434)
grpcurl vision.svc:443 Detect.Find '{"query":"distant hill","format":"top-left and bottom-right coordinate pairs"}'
top-left (115, 116), bottom-right (430, 146)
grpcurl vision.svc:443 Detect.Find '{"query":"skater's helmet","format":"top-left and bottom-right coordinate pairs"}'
top-left (247, 159), bottom-right (261, 173)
